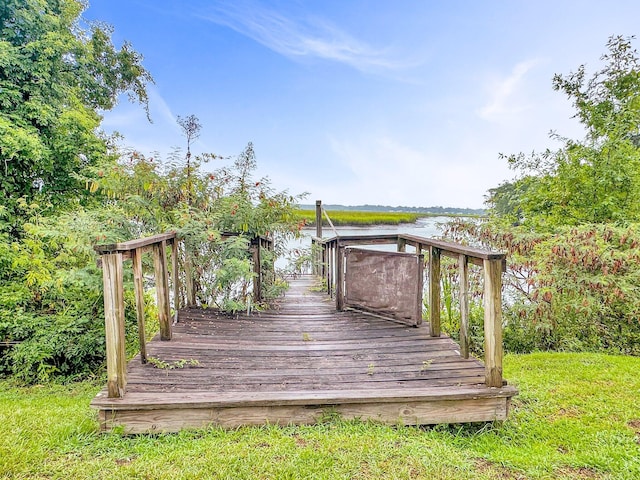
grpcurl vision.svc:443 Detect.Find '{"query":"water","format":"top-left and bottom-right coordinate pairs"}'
top-left (278, 216), bottom-right (451, 270)
top-left (315, 215), bottom-right (447, 239)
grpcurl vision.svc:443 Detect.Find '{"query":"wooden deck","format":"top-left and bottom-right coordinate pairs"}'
top-left (92, 276), bottom-right (517, 433)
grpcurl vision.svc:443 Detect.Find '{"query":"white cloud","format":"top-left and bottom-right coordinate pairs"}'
top-left (198, 1), bottom-right (413, 72)
top-left (326, 135), bottom-right (452, 206)
top-left (477, 59), bottom-right (542, 123)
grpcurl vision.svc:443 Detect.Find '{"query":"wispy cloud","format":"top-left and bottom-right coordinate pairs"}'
top-left (477, 59), bottom-right (541, 123)
top-left (197, 1), bottom-right (412, 72)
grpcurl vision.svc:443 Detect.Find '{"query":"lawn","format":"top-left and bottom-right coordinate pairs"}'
top-left (1, 352), bottom-right (639, 479)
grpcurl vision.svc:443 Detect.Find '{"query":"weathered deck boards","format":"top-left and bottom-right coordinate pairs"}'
top-left (92, 276), bottom-right (517, 433)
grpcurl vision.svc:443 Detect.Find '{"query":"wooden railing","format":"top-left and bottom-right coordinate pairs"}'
top-left (95, 232), bottom-right (179, 398)
top-left (311, 232), bottom-right (506, 388)
top-left (95, 232), bottom-right (273, 398)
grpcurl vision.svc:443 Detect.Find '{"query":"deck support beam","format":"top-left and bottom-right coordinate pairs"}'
top-left (429, 247), bottom-right (441, 337)
top-left (184, 248), bottom-right (197, 307)
top-left (336, 246), bottom-right (345, 310)
top-left (459, 255), bottom-right (470, 359)
top-left (102, 252), bottom-right (127, 398)
top-left (154, 240), bottom-right (172, 341)
top-left (132, 249), bottom-right (147, 364)
top-left (483, 259), bottom-right (503, 387)
top-left (171, 240), bottom-right (180, 323)
top-left (252, 240), bottom-right (262, 304)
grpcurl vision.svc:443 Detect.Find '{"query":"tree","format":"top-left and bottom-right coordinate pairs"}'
top-left (0, 0), bottom-right (152, 235)
top-left (177, 114), bottom-right (202, 206)
top-left (495, 36), bottom-right (640, 228)
top-left (459, 37), bottom-right (640, 355)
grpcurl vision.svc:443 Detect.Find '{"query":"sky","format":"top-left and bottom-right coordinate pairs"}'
top-left (84, 0), bottom-right (640, 208)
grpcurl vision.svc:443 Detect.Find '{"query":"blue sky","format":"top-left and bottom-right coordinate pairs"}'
top-left (84, 1), bottom-right (640, 208)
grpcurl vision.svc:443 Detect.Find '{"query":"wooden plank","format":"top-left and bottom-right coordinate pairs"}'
top-left (171, 240), bottom-right (180, 323)
top-left (429, 246), bottom-right (441, 337)
top-left (153, 241), bottom-right (172, 341)
top-left (95, 232), bottom-right (177, 254)
top-left (336, 246), bottom-right (344, 310)
top-left (328, 235), bottom-right (400, 247)
top-left (101, 253), bottom-right (127, 397)
top-left (315, 200), bottom-right (322, 239)
top-left (252, 241), bottom-right (261, 304)
top-left (184, 250), bottom-right (196, 307)
top-left (127, 357), bottom-right (480, 373)
top-left (92, 276), bottom-right (517, 432)
top-left (459, 254), bottom-right (470, 359)
top-left (317, 234), bottom-right (505, 262)
top-left (483, 259), bottom-right (503, 387)
top-left (98, 396), bottom-right (511, 433)
top-left (320, 241), bottom-right (327, 280)
top-left (93, 384), bottom-right (517, 409)
top-left (131, 249), bottom-right (147, 364)
top-left (416, 253), bottom-right (424, 326)
top-left (400, 234), bottom-right (505, 261)
top-left (124, 368), bottom-right (486, 385)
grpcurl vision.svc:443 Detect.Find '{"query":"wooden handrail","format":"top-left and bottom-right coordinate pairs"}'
top-left (311, 231), bottom-right (506, 388)
top-left (94, 232), bottom-right (177, 254)
top-left (96, 231), bottom-right (273, 398)
top-left (97, 233), bottom-right (179, 398)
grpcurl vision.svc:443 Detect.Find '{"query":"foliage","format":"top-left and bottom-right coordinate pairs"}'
top-left (0, 139), bottom-right (305, 381)
top-left (81, 140), bottom-right (305, 309)
top-left (0, 0), bottom-right (302, 384)
top-left (443, 219), bottom-right (640, 354)
top-left (461, 37), bottom-right (640, 355)
top-left (2, 352), bottom-right (640, 479)
top-left (0, 205), bottom-right (147, 382)
top-left (0, 0), bottom-right (152, 235)
top-left (488, 35), bottom-right (640, 229)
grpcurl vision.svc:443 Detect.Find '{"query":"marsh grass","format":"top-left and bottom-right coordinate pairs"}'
top-left (293, 209), bottom-right (424, 226)
top-left (1, 353), bottom-right (639, 479)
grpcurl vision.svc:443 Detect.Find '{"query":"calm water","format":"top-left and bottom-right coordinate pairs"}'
top-left (279, 216), bottom-right (451, 269)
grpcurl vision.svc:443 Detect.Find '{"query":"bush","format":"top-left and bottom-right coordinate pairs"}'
top-left (442, 219), bottom-right (640, 355)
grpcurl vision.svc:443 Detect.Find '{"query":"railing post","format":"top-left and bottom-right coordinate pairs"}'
top-left (321, 241), bottom-right (327, 279)
top-left (415, 254), bottom-right (424, 326)
top-left (153, 240), bottom-right (172, 341)
top-left (311, 237), bottom-right (317, 276)
top-left (184, 245), bottom-right (197, 307)
top-left (327, 242), bottom-right (334, 297)
top-left (131, 249), bottom-right (147, 364)
top-left (315, 200), bottom-right (322, 238)
top-left (459, 254), bottom-right (470, 358)
top-left (102, 252), bottom-right (127, 398)
top-left (429, 246), bottom-right (441, 337)
top-left (171, 239), bottom-right (180, 323)
top-left (252, 238), bottom-right (262, 304)
top-left (336, 245), bottom-right (345, 311)
top-left (483, 258), bottom-right (503, 387)
top-left (397, 238), bottom-right (406, 252)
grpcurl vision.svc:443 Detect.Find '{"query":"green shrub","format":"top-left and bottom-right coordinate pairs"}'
top-left (442, 219), bottom-right (640, 355)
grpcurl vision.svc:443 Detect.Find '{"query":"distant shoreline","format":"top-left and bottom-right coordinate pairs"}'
top-left (296, 203), bottom-right (485, 217)
top-left (293, 209), bottom-right (482, 227)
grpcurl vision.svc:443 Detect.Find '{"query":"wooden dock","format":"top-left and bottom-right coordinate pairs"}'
top-left (92, 276), bottom-right (517, 433)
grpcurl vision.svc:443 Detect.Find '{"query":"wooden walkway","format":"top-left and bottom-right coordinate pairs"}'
top-left (92, 276), bottom-right (517, 433)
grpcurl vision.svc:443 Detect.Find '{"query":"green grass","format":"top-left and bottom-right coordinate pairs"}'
top-left (1, 352), bottom-right (639, 479)
top-left (294, 209), bottom-right (425, 226)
